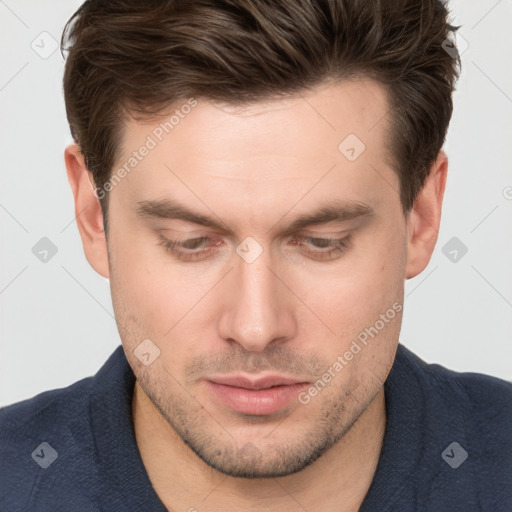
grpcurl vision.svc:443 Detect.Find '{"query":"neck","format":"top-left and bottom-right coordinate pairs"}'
top-left (132, 382), bottom-right (386, 512)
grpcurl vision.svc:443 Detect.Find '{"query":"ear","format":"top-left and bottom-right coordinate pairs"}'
top-left (64, 144), bottom-right (110, 279)
top-left (404, 151), bottom-right (448, 279)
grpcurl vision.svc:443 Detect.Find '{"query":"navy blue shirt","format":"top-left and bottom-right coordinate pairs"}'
top-left (1, 343), bottom-right (511, 511)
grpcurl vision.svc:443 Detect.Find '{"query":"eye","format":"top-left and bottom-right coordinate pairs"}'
top-left (157, 234), bottom-right (216, 261)
top-left (290, 235), bottom-right (352, 260)
top-left (157, 233), bottom-right (352, 262)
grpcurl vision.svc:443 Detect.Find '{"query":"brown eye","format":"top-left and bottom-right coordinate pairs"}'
top-left (180, 237), bottom-right (209, 250)
top-left (290, 235), bottom-right (352, 260)
top-left (157, 234), bottom-right (214, 261)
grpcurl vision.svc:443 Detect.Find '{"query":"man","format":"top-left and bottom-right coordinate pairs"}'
top-left (1, 0), bottom-right (511, 510)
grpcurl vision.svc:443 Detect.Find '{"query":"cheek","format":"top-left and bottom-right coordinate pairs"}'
top-left (300, 227), bottom-right (405, 335)
top-left (113, 242), bottom-right (247, 386)
top-left (109, 229), bottom-right (204, 337)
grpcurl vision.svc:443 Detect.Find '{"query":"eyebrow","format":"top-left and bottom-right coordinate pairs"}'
top-left (135, 197), bottom-right (374, 236)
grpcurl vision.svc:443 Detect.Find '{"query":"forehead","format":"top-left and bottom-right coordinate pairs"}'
top-left (120, 78), bottom-right (390, 160)
top-left (112, 78), bottom-right (398, 224)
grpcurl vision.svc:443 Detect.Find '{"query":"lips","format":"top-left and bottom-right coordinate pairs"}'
top-left (209, 375), bottom-right (306, 390)
top-left (205, 374), bottom-right (310, 415)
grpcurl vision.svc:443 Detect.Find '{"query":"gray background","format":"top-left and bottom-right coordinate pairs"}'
top-left (1, 0), bottom-right (511, 406)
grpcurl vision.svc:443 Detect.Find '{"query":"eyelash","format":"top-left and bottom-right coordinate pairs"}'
top-left (157, 233), bottom-right (352, 262)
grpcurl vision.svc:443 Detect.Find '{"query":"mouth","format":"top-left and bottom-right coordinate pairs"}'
top-left (205, 375), bottom-right (310, 415)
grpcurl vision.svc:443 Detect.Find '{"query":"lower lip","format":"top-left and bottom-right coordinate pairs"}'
top-left (205, 381), bottom-right (309, 415)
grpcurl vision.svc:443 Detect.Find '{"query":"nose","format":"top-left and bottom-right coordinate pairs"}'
top-left (217, 245), bottom-right (297, 352)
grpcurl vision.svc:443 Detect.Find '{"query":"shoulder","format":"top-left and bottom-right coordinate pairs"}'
top-left (394, 343), bottom-right (512, 461)
top-left (401, 344), bottom-right (512, 419)
top-left (0, 375), bottom-right (99, 510)
top-left (397, 344), bottom-right (512, 503)
top-left (0, 374), bottom-right (97, 463)
top-left (0, 345), bottom-right (126, 438)
top-left (424, 355), bottom-right (512, 450)
top-left (0, 375), bottom-right (93, 430)
top-left (393, 345), bottom-right (512, 509)
top-left (0, 374), bottom-right (96, 466)
top-left (0, 346), bottom-right (131, 510)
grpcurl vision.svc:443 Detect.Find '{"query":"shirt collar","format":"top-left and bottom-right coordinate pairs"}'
top-left (89, 345), bottom-right (167, 510)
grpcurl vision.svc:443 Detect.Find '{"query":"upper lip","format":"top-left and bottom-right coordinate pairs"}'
top-left (207, 375), bottom-right (308, 390)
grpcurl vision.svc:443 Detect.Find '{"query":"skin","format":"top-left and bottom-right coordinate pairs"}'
top-left (65, 78), bottom-right (447, 511)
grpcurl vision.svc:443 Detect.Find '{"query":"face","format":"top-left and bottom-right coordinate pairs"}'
top-left (106, 79), bottom-right (407, 478)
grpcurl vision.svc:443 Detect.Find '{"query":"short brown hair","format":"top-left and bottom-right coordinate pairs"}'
top-left (61, 0), bottom-right (460, 234)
